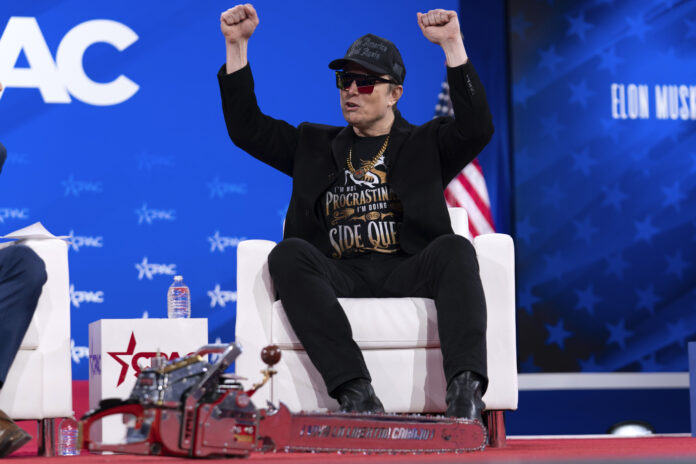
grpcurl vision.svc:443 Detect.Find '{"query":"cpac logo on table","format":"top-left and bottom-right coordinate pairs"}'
top-left (0, 17), bottom-right (138, 106)
top-left (108, 332), bottom-right (187, 387)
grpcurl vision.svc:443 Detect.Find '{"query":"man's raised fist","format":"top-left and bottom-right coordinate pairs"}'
top-left (220, 4), bottom-right (259, 43)
top-left (417, 9), bottom-right (461, 45)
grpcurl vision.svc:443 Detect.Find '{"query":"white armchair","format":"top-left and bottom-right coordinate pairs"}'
top-left (235, 208), bottom-right (517, 447)
top-left (0, 223), bottom-right (72, 456)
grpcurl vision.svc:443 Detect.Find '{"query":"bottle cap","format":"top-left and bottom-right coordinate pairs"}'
top-left (174, 275), bottom-right (183, 281)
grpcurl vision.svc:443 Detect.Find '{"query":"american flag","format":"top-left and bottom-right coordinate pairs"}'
top-left (435, 80), bottom-right (496, 237)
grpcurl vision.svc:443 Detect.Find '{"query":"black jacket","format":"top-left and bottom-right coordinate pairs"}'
top-left (0, 142), bottom-right (6, 175)
top-left (217, 61), bottom-right (493, 256)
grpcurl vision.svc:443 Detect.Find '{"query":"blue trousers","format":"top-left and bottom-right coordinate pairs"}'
top-left (0, 245), bottom-right (47, 387)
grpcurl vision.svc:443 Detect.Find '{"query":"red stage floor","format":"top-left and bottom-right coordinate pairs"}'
top-left (7, 381), bottom-right (696, 462)
top-left (6, 435), bottom-right (696, 463)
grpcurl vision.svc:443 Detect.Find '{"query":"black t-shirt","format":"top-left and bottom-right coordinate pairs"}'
top-left (321, 133), bottom-right (404, 259)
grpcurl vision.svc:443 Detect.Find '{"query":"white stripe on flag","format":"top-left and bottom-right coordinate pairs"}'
top-left (462, 163), bottom-right (491, 206)
top-left (446, 178), bottom-right (495, 235)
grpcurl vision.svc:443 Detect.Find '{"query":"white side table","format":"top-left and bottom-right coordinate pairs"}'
top-left (88, 318), bottom-right (208, 444)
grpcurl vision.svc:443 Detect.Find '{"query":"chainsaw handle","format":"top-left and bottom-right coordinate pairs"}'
top-left (193, 343), bottom-right (239, 357)
top-left (80, 402), bottom-right (145, 451)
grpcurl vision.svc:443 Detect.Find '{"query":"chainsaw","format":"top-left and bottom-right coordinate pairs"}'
top-left (80, 343), bottom-right (487, 457)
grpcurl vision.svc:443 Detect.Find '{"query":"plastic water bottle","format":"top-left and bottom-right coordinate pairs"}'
top-left (58, 415), bottom-right (80, 456)
top-left (167, 275), bottom-right (191, 318)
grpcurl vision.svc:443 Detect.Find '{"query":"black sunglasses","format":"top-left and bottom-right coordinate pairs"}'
top-left (335, 71), bottom-right (395, 94)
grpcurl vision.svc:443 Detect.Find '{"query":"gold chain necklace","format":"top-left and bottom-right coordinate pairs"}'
top-left (346, 135), bottom-right (390, 180)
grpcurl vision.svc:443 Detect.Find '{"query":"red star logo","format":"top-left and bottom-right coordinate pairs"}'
top-left (107, 332), bottom-right (136, 387)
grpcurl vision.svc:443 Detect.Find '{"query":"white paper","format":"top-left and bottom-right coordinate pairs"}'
top-left (1, 222), bottom-right (69, 240)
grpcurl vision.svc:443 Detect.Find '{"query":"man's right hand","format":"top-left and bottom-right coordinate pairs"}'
top-left (220, 4), bottom-right (259, 44)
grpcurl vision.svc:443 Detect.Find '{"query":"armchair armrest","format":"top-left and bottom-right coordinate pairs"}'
top-left (0, 233), bottom-right (72, 419)
top-left (235, 239), bottom-right (276, 403)
top-left (474, 233), bottom-right (518, 410)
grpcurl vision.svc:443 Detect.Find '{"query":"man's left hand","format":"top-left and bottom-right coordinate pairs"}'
top-left (417, 9), bottom-right (461, 45)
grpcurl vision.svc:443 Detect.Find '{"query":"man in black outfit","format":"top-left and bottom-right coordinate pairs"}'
top-left (0, 137), bottom-right (49, 457)
top-left (218, 5), bottom-right (493, 422)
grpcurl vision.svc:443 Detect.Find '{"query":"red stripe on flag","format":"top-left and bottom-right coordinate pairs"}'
top-left (458, 173), bottom-right (496, 229)
top-left (444, 189), bottom-right (460, 207)
top-left (436, 77), bottom-right (496, 238)
top-left (468, 217), bottom-right (481, 237)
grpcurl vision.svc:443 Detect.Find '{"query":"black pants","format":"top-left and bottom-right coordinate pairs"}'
top-left (0, 245), bottom-right (47, 387)
top-left (268, 234), bottom-right (487, 397)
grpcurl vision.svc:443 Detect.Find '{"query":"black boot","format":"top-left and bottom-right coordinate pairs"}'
top-left (333, 378), bottom-right (385, 413)
top-left (445, 371), bottom-right (486, 423)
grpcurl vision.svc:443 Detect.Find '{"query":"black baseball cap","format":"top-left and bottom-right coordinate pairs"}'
top-left (329, 34), bottom-right (406, 85)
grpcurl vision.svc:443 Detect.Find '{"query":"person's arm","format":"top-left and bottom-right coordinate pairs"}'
top-left (220, 4), bottom-right (257, 74)
top-left (0, 141), bottom-right (6, 175)
top-left (0, 82), bottom-right (4, 174)
top-left (418, 9), bottom-right (494, 184)
top-left (218, 4), bottom-right (298, 176)
top-left (417, 9), bottom-right (468, 67)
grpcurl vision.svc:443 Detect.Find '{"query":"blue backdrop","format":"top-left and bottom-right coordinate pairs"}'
top-left (0, 0), bottom-right (461, 380)
top-left (510, 0), bottom-right (696, 373)
top-left (5, 0), bottom-right (693, 385)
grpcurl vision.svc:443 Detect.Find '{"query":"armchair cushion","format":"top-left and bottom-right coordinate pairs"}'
top-left (272, 298), bottom-right (439, 350)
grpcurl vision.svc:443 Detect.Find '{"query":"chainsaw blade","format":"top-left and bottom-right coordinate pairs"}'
top-left (259, 403), bottom-right (487, 453)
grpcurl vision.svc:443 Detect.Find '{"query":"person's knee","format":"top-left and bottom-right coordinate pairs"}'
top-left (429, 234), bottom-right (479, 274)
top-left (3, 245), bottom-right (48, 290)
top-left (268, 238), bottom-right (312, 279)
top-left (433, 234), bottom-right (476, 259)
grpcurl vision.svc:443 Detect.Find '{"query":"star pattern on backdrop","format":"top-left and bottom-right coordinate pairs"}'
top-left (626, 15), bottom-right (652, 41)
top-left (538, 45), bottom-right (564, 72)
top-left (573, 216), bottom-right (599, 246)
top-left (569, 80), bottom-right (596, 108)
top-left (601, 183), bottom-right (628, 211)
top-left (518, 285), bottom-right (542, 315)
top-left (598, 46), bottom-right (624, 75)
top-left (635, 285), bottom-right (661, 314)
top-left (516, 216), bottom-right (538, 244)
top-left (566, 11), bottom-right (594, 41)
top-left (634, 216), bottom-right (659, 244)
top-left (540, 113), bottom-right (567, 140)
top-left (510, 0), bottom-right (695, 374)
top-left (665, 251), bottom-right (690, 280)
top-left (513, 78), bottom-right (534, 107)
top-left (606, 319), bottom-right (632, 350)
top-left (667, 319), bottom-right (691, 348)
top-left (574, 285), bottom-right (602, 315)
top-left (599, 117), bottom-right (623, 143)
top-left (639, 354), bottom-right (661, 371)
top-left (546, 319), bottom-right (572, 349)
top-left (571, 147), bottom-right (597, 175)
top-left (540, 181), bottom-right (567, 209)
top-left (543, 251), bottom-right (566, 280)
top-left (510, 12), bottom-right (533, 37)
top-left (661, 181), bottom-right (686, 212)
top-left (605, 252), bottom-right (629, 280)
top-left (578, 355), bottom-right (603, 371)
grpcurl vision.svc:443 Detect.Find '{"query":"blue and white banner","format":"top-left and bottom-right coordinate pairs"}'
top-left (0, 0), bottom-right (458, 379)
top-left (510, 0), bottom-right (696, 373)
